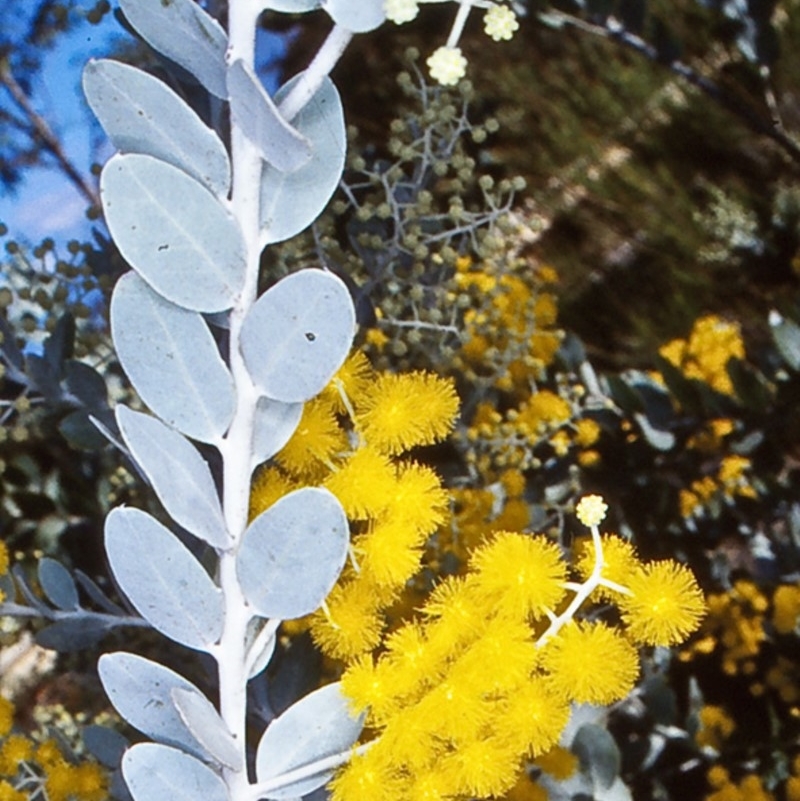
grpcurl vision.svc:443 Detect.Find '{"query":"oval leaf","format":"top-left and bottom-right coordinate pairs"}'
top-left (118, 0), bottom-right (228, 98)
top-left (99, 652), bottom-right (210, 760)
top-left (105, 507), bottom-right (224, 650)
top-left (172, 688), bottom-right (241, 770)
top-left (122, 743), bottom-right (228, 801)
top-left (237, 487), bottom-right (348, 620)
top-left (321, 0), bottom-right (385, 32)
top-left (116, 406), bottom-right (228, 547)
top-left (256, 683), bottom-right (364, 799)
top-left (101, 154), bottom-right (246, 312)
top-left (83, 725), bottom-right (129, 768)
top-left (240, 270), bottom-right (355, 404)
top-left (227, 60), bottom-right (311, 172)
top-left (260, 75), bottom-right (345, 245)
top-left (111, 272), bottom-right (235, 444)
top-left (84, 59), bottom-right (230, 198)
top-left (38, 557), bottom-right (79, 610)
top-left (36, 617), bottom-right (115, 651)
top-left (252, 397), bottom-right (304, 466)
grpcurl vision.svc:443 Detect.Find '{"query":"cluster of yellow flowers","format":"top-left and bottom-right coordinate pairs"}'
top-left (680, 579), bottom-right (800, 707)
top-left (678, 454), bottom-right (758, 519)
top-left (441, 469), bottom-right (532, 566)
top-left (452, 258), bottom-right (602, 476)
top-left (659, 314), bottom-right (746, 397)
top-left (453, 258), bottom-right (562, 391)
top-left (249, 352), bottom-right (459, 660)
top-left (328, 495), bottom-right (704, 801)
top-left (680, 579), bottom-right (767, 677)
top-left (0, 695), bottom-right (107, 801)
top-left (705, 757), bottom-right (800, 801)
top-left (705, 766), bottom-right (774, 801)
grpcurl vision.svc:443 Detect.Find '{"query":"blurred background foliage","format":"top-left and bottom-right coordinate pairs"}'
top-left (3, 0), bottom-right (800, 799)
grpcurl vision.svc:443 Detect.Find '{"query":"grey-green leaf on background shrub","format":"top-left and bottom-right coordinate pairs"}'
top-left (98, 652), bottom-right (211, 760)
top-left (770, 310), bottom-right (800, 371)
top-left (240, 269), bottom-right (355, 404)
top-left (38, 557), bottom-right (79, 610)
top-left (122, 743), bottom-right (228, 801)
top-left (101, 154), bottom-right (246, 313)
top-left (36, 617), bottom-right (117, 651)
top-left (105, 508), bottom-right (224, 650)
top-left (255, 682), bottom-right (364, 799)
top-left (237, 487), bottom-right (349, 620)
top-left (116, 406), bottom-right (229, 548)
top-left (227, 60), bottom-right (312, 172)
top-left (252, 397), bottom-right (304, 467)
top-left (572, 723), bottom-right (622, 791)
top-left (62, 360), bottom-right (108, 411)
top-left (260, 75), bottom-right (345, 245)
top-left (83, 59), bottom-right (230, 198)
top-left (83, 725), bottom-right (129, 769)
top-left (118, 0), bottom-right (228, 98)
top-left (321, 0), bottom-right (385, 32)
top-left (110, 273), bottom-right (235, 444)
top-left (633, 412), bottom-right (675, 451)
top-left (59, 410), bottom-right (110, 451)
top-left (172, 687), bottom-right (241, 770)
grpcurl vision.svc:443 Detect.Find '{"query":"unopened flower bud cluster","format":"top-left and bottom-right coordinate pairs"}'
top-left (384, 0), bottom-right (520, 85)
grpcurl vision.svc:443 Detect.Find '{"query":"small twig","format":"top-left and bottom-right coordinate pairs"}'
top-left (0, 62), bottom-right (100, 207)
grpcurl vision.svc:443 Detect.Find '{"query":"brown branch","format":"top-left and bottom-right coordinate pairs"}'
top-left (0, 59), bottom-right (100, 207)
top-left (538, 9), bottom-right (800, 167)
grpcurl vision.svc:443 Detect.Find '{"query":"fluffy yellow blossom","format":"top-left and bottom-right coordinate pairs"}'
top-left (0, 735), bottom-right (32, 776)
top-left (0, 699), bottom-right (13, 739)
top-left (574, 417), bottom-right (601, 447)
top-left (541, 622), bottom-right (639, 704)
top-left (659, 314), bottom-right (745, 396)
top-left (534, 746), bottom-right (578, 780)
top-left (517, 391), bottom-right (571, 433)
top-left (575, 534), bottom-right (639, 595)
top-left (310, 578), bottom-right (384, 660)
top-left (621, 561), bottom-right (706, 645)
top-left (330, 747), bottom-right (402, 801)
top-left (470, 533), bottom-right (567, 619)
top-left (441, 735), bottom-right (520, 798)
top-left (276, 398), bottom-right (347, 479)
top-left (0, 781), bottom-right (25, 801)
top-left (496, 676), bottom-right (570, 756)
top-left (696, 704), bottom-right (736, 750)
top-left (773, 584), bottom-right (800, 634)
top-left (575, 494), bottom-right (608, 527)
top-left (0, 542), bottom-right (8, 575)
top-left (248, 466), bottom-right (297, 520)
top-left (324, 446), bottom-right (397, 519)
top-left (383, 462), bottom-right (449, 534)
top-left (321, 350), bottom-right (374, 414)
top-left (426, 45), bottom-right (467, 86)
top-left (357, 516), bottom-right (423, 588)
top-left (357, 372), bottom-right (458, 455)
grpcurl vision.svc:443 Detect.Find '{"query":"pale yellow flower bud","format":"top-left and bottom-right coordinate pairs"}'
top-left (576, 494), bottom-right (608, 527)
top-left (426, 46), bottom-right (467, 86)
top-left (384, 0), bottom-right (419, 24)
top-left (484, 4), bottom-right (519, 41)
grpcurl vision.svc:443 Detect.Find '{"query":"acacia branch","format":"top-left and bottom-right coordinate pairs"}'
top-left (539, 9), bottom-right (800, 166)
top-left (0, 60), bottom-right (100, 207)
